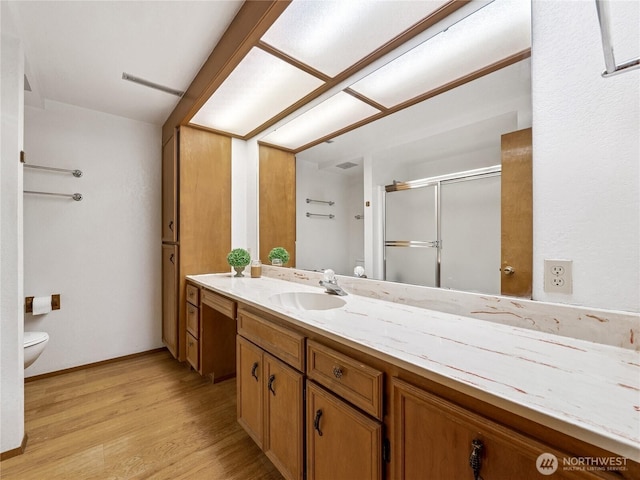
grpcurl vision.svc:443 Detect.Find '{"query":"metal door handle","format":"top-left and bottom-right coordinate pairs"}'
top-left (169, 254), bottom-right (175, 265)
top-left (268, 374), bottom-right (276, 395)
top-left (469, 438), bottom-right (484, 480)
top-left (502, 265), bottom-right (515, 275)
top-left (313, 409), bottom-right (323, 436)
top-left (169, 220), bottom-right (174, 232)
top-left (251, 362), bottom-right (259, 381)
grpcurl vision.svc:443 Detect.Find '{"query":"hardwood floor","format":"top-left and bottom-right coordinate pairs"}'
top-left (0, 350), bottom-right (283, 480)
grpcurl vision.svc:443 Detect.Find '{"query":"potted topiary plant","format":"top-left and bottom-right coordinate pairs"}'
top-left (268, 247), bottom-right (290, 266)
top-left (227, 248), bottom-right (251, 277)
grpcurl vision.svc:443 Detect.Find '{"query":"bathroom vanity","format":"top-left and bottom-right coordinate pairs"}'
top-left (186, 270), bottom-right (639, 480)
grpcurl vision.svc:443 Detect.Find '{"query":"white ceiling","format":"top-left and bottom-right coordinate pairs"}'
top-left (7, 0), bottom-right (243, 125)
top-left (6, 0), bottom-right (532, 159)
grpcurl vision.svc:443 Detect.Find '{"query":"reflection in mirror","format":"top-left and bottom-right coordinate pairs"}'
top-left (295, 58), bottom-right (532, 295)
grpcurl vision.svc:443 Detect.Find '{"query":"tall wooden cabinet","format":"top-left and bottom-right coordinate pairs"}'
top-left (259, 144), bottom-right (296, 266)
top-left (161, 125), bottom-right (231, 362)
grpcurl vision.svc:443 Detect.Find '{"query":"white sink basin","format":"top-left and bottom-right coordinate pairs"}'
top-left (269, 292), bottom-right (346, 311)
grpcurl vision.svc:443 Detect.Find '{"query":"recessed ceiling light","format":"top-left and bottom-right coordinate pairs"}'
top-left (260, 0), bottom-right (449, 77)
top-left (260, 91), bottom-right (380, 150)
top-left (190, 47), bottom-right (324, 137)
top-left (349, 0), bottom-right (531, 108)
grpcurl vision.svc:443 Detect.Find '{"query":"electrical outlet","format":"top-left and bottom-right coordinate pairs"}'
top-left (544, 259), bottom-right (572, 294)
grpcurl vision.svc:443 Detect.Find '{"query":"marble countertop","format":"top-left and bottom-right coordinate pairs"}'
top-left (187, 273), bottom-right (640, 462)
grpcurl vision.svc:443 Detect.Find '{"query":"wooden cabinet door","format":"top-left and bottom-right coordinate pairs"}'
top-left (391, 378), bottom-right (592, 480)
top-left (501, 127), bottom-right (532, 297)
top-left (263, 352), bottom-right (304, 480)
top-left (162, 244), bottom-right (178, 358)
top-left (307, 381), bottom-right (382, 480)
top-left (162, 134), bottom-right (177, 244)
top-left (237, 336), bottom-right (264, 449)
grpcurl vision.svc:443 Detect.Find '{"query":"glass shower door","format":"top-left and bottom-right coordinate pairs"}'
top-left (439, 174), bottom-right (501, 294)
top-left (384, 184), bottom-right (439, 287)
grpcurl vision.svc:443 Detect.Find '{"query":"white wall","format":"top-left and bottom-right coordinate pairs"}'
top-left (347, 174), bottom-right (365, 272)
top-left (296, 160), bottom-right (359, 275)
top-left (231, 137), bottom-right (248, 254)
top-left (531, 0), bottom-right (639, 311)
top-left (1, 20), bottom-right (26, 455)
top-left (23, 100), bottom-right (163, 377)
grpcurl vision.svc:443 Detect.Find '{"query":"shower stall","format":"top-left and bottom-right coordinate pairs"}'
top-left (384, 165), bottom-right (501, 294)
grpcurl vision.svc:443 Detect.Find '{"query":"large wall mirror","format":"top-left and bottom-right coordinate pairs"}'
top-left (255, 0), bottom-right (533, 298)
top-left (294, 58), bottom-right (532, 296)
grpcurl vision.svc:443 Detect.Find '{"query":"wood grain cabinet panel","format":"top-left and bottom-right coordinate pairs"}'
top-left (237, 332), bottom-right (304, 480)
top-left (501, 127), bottom-right (533, 298)
top-left (161, 244), bottom-right (178, 359)
top-left (237, 307), bottom-right (305, 371)
top-left (263, 353), bottom-right (304, 480)
top-left (161, 126), bottom-right (231, 362)
top-left (306, 380), bottom-right (382, 480)
top-left (161, 135), bottom-right (177, 244)
top-left (186, 303), bottom-right (199, 339)
top-left (307, 340), bottom-right (383, 420)
top-left (237, 335), bottom-right (264, 449)
top-left (186, 283), bottom-right (199, 307)
top-left (186, 333), bottom-right (199, 371)
top-left (259, 144), bottom-right (296, 267)
top-left (202, 289), bottom-right (235, 319)
top-left (391, 377), bottom-right (606, 480)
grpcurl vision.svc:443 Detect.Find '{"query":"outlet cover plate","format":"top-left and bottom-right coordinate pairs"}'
top-left (544, 259), bottom-right (572, 294)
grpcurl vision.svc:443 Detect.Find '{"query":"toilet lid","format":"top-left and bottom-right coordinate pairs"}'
top-left (24, 331), bottom-right (49, 347)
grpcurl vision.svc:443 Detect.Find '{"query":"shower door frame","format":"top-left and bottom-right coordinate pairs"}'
top-left (383, 165), bottom-right (501, 288)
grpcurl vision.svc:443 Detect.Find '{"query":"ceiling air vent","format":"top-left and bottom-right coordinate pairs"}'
top-left (122, 72), bottom-right (184, 97)
top-left (335, 162), bottom-right (358, 170)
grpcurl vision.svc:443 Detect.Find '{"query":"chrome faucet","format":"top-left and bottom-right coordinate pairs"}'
top-left (319, 269), bottom-right (348, 296)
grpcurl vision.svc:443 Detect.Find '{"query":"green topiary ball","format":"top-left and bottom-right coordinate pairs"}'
top-left (268, 247), bottom-right (290, 265)
top-left (226, 248), bottom-right (251, 267)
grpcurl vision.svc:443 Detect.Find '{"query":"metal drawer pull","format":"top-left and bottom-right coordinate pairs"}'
top-left (469, 438), bottom-right (484, 480)
top-left (332, 366), bottom-right (343, 379)
top-left (169, 220), bottom-right (174, 232)
top-left (313, 409), bottom-right (323, 436)
top-left (268, 374), bottom-right (276, 395)
top-left (251, 362), bottom-right (259, 381)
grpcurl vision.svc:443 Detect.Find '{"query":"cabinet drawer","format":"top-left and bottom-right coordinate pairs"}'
top-left (238, 308), bottom-right (305, 372)
top-left (186, 283), bottom-right (199, 306)
top-left (186, 302), bottom-right (199, 338)
top-left (202, 289), bottom-right (236, 319)
top-left (307, 340), bottom-right (383, 420)
top-left (186, 332), bottom-right (199, 370)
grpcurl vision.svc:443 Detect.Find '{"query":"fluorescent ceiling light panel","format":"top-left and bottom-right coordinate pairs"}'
top-left (190, 47), bottom-right (324, 136)
top-left (261, 92), bottom-right (380, 150)
top-left (350, 0), bottom-right (532, 108)
top-left (260, 0), bottom-right (449, 78)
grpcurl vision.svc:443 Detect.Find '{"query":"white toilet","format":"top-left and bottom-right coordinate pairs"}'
top-left (24, 331), bottom-right (49, 369)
